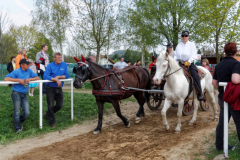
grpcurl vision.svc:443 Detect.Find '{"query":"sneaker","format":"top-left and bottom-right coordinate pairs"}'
top-left (44, 112), bottom-right (49, 120)
top-left (16, 126), bottom-right (23, 133)
top-left (51, 124), bottom-right (56, 128)
top-left (216, 145), bottom-right (234, 151)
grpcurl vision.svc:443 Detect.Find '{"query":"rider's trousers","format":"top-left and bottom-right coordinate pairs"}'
top-left (189, 63), bottom-right (202, 94)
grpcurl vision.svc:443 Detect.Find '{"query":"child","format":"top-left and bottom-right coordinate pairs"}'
top-left (202, 58), bottom-right (209, 70)
top-left (28, 59), bottom-right (38, 96)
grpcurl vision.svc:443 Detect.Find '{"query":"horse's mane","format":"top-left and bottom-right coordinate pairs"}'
top-left (86, 58), bottom-right (112, 72)
top-left (167, 54), bottom-right (180, 70)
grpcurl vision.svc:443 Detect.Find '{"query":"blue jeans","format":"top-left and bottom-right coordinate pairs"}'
top-left (11, 91), bottom-right (30, 132)
top-left (215, 99), bottom-right (240, 149)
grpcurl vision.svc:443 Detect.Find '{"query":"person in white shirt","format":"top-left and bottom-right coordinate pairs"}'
top-left (174, 31), bottom-right (203, 101)
top-left (113, 57), bottom-right (128, 69)
top-left (166, 43), bottom-right (175, 58)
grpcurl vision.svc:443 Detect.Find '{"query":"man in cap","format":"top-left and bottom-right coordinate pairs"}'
top-left (4, 59), bottom-right (39, 132)
top-left (174, 31), bottom-right (203, 101)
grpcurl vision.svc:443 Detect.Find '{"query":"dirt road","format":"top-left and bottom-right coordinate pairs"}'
top-left (5, 98), bottom-right (220, 160)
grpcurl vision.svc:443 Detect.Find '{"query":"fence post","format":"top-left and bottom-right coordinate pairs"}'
top-left (39, 82), bottom-right (43, 129)
top-left (223, 86), bottom-right (229, 158)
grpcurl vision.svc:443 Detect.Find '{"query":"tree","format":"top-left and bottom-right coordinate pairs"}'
top-left (32, 0), bottom-right (71, 56)
top-left (127, 0), bottom-right (194, 50)
top-left (71, 0), bottom-right (123, 63)
top-left (28, 33), bottom-right (54, 62)
top-left (193, 0), bottom-right (240, 63)
top-left (9, 25), bottom-right (38, 50)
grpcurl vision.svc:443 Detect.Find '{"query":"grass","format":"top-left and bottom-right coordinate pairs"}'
top-left (194, 127), bottom-right (240, 160)
top-left (0, 85), bottom-right (117, 145)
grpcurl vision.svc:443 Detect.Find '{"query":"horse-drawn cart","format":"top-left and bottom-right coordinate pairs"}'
top-left (123, 74), bottom-right (210, 116)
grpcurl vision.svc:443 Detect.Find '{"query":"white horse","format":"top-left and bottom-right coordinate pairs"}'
top-left (153, 52), bottom-right (218, 133)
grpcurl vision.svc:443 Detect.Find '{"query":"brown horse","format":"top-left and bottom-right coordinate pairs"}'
top-left (73, 55), bottom-right (151, 135)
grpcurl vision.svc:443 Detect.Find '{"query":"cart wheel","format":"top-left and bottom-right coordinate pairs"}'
top-left (182, 100), bottom-right (194, 116)
top-left (147, 92), bottom-right (163, 110)
top-left (200, 92), bottom-right (210, 111)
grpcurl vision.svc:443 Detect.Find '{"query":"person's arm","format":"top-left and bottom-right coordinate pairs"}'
top-left (7, 62), bottom-right (11, 72)
top-left (232, 74), bottom-right (240, 84)
top-left (15, 55), bottom-right (20, 69)
top-left (212, 79), bottom-right (218, 89)
top-left (113, 62), bottom-right (118, 69)
top-left (188, 42), bottom-right (197, 64)
top-left (35, 52), bottom-right (42, 64)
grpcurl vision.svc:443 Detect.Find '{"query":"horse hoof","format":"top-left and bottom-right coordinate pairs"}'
top-left (175, 131), bottom-right (181, 134)
top-left (93, 130), bottom-right (100, 135)
top-left (135, 117), bottom-right (141, 124)
top-left (188, 122), bottom-right (194, 126)
top-left (126, 121), bottom-right (130, 128)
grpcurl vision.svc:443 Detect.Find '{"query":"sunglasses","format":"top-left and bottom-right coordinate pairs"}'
top-left (181, 35), bottom-right (189, 37)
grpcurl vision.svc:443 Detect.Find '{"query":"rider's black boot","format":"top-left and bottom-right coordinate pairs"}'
top-left (197, 94), bottom-right (204, 101)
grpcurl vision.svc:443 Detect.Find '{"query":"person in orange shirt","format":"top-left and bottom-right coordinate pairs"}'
top-left (15, 48), bottom-right (27, 69)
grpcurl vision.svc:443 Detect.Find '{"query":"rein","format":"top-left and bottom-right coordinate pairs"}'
top-left (83, 67), bottom-right (137, 83)
top-left (163, 59), bottom-right (182, 78)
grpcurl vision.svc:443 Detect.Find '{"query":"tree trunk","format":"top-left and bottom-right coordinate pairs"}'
top-left (96, 44), bottom-right (100, 64)
top-left (60, 42), bottom-right (64, 62)
top-left (141, 44), bottom-right (145, 67)
top-left (172, 13), bottom-right (178, 50)
top-left (215, 34), bottom-right (220, 63)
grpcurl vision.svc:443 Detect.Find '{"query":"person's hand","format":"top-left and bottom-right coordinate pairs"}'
top-left (56, 80), bottom-right (61, 87)
top-left (184, 61), bottom-right (190, 66)
top-left (25, 78), bottom-right (30, 83)
top-left (19, 79), bottom-right (25, 85)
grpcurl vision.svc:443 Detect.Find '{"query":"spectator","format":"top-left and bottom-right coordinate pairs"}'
top-left (4, 59), bottom-right (39, 132)
top-left (134, 60), bottom-right (141, 66)
top-left (113, 57), bottom-right (128, 69)
top-left (202, 58), bottom-right (210, 70)
top-left (126, 60), bottom-right (131, 66)
top-left (43, 52), bottom-right (69, 128)
top-left (15, 47), bottom-right (27, 69)
top-left (149, 56), bottom-right (157, 75)
top-left (212, 42), bottom-right (240, 151)
top-left (35, 44), bottom-right (49, 95)
top-left (7, 56), bottom-right (16, 87)
top-left (28, 59), bottom-right (38, 96)
top-left (166, 43), bottom-right (175, 58)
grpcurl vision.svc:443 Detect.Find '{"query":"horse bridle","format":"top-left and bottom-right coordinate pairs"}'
top-left (74, 62), bottom-right (90, 81)
top-left (163, 58), bottom-right (182, 78)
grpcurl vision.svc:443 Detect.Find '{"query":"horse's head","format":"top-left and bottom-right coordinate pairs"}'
top-left (153, 52), bottom-right (170, 85)
top-left (73, 55), bottom-right (90, 89)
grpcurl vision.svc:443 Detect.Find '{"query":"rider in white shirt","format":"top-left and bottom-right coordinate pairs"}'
top-left (113, 57), bottom-right (128, 69)
top-left (174, 31), bottom-right (203, 101)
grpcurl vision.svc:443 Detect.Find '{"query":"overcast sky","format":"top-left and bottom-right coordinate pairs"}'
top-left (1, 0), bottom-right (33, 26)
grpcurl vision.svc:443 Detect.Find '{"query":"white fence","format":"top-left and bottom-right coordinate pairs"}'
top-left (219, 82), bottom-right (230, 158)
top-left (0, 79), bottom-right (74, 129)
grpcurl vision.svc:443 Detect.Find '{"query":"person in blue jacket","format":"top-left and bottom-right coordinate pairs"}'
top-left (4, 59), bottom-right (39, 132)
top-left (43, 52), bottom-right (69, 128)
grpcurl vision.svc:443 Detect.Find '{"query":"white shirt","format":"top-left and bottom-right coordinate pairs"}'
top-left (174, 41), bottom-right (197, 63)
top-left (114, 61), bottom-right (128, 69)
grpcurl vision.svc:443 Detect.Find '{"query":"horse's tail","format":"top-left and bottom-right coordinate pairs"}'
top-left (142, 68), bottom-right (151, 102)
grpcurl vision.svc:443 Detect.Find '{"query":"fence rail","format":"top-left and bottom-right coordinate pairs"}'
top-left (0, 79), bottom-right (74, 129)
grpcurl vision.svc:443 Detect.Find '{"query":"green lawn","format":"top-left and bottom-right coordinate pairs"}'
top-left (0, 86), bottom-right (116, 145)
top-left (194, 125), bottom-right (240, 160)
